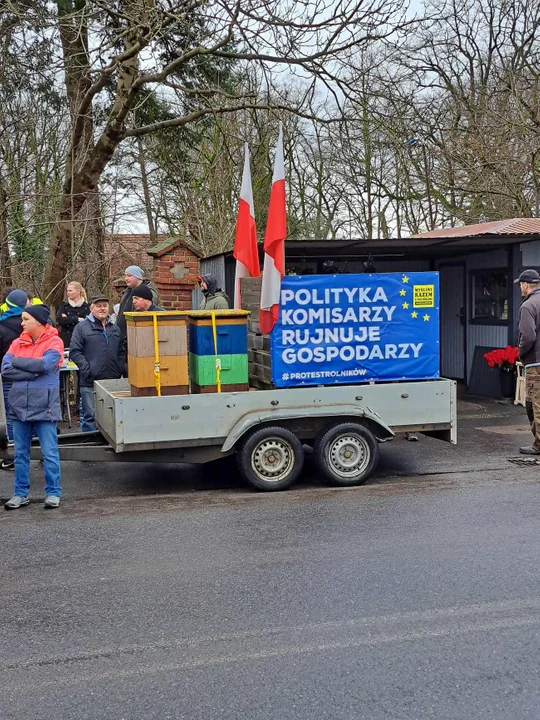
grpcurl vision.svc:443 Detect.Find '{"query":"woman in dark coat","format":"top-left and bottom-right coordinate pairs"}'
top-left (55, 281), bottom-right (90, 349)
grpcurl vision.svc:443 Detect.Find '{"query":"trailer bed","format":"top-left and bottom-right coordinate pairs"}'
top-left (94, 378), bottom-right (456, 453)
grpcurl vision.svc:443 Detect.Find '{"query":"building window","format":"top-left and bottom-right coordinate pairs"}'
top-left (471, 269), bottom-right (508, 323)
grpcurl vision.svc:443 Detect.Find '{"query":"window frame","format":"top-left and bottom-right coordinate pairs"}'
top-left (469, 267), bottom-right (509, 326)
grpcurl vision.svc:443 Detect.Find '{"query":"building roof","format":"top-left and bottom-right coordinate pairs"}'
top-left (202, 218), bottom-right (540, 263)
top-left (410, 218), bottom-right (540, 239)
top-left (146, 236), bottom-right (203, 258)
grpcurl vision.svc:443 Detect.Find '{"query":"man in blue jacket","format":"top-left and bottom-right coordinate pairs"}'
top-left (69, 295), bottom-right (125, 432)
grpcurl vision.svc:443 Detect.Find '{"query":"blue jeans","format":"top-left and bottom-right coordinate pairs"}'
top-left (12, 421), bottom-right (62, 498)
top-left (80, 386), bottom-right (96, 432)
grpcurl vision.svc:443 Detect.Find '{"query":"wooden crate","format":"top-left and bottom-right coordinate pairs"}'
top-left (126, 314), bottom-right (188, 358)
top-left (128, 355), bottom-right (189, 389)
top-left (125, 312), bottom-right (189, 394)
top-left (130, 385), bottom-right (189, 397)
top-left (190, 382), bottom-right (249, 394)
top-left (189, 353), bottom-right (248, 386)
top-left (187, 311), bottom-right (249, 356)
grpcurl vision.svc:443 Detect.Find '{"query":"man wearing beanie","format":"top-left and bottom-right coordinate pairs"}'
top-left (0, 289), bottom-right (29, 467)
top-left (2, 304), bottom-right (64, 509)
top-left (131, 283), bottom-right (166, 313)
top-left (0, 290), bottom-right (28, 356)
top-left (116, 266), bottom-right (158, 342)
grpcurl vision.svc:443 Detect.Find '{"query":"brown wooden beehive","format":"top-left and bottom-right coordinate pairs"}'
top-left (125, 311), bottom-right (189, 396)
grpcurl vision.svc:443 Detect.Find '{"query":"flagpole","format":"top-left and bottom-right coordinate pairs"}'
top-left (260, 123), bottom-right (286, 334)
top-left (233, 143), bottom-right (260, 309)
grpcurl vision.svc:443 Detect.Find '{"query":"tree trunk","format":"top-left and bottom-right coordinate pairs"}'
top-left (137, 136), bottom-right (157, 241)
top-left (76, 191), bottom-right (105, 297)
top-left (45, 0), bottom-right (105, 308)
top-left (0, 178), bottom-right (11, 288)
top-left (45, 128), bottom-right (122, 307)
top-left (45, 0), bottom-right (140, 308)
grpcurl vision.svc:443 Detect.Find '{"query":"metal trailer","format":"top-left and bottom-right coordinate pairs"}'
top-left (0, 378), bottom-right (457, 491)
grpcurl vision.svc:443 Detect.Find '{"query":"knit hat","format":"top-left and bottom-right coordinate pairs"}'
top-left (131, 284), bottom-right (153, 301)
top-left (6, 289), bottom-right (28, 308)
top-left (24, 303), bottom-right (50, 326)
top-left (125, 265), bottom-right (144, 280)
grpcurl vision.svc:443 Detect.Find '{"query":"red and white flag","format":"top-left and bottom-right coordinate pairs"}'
top-left (233, 143), bottom-right (260, 308)
top-left (260, 125), bottom-right (286, 334)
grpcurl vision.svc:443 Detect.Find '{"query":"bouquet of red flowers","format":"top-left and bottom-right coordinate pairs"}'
top-left (483, 345), bottom-right (519, 370)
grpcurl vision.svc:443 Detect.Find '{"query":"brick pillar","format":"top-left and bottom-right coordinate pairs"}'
top-left (151, 246), bottom-right (200, 309)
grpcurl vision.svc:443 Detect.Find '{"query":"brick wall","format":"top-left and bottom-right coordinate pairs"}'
top-left (105, 234), bottom-right (155, 284)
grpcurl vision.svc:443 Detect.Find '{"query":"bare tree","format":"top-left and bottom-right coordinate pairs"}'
top-left (32, 0), bottom-right (410, 304)
top-left (392, 0), bottom-right (540, 226)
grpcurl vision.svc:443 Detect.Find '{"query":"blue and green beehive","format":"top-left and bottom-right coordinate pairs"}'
top-left (188, 310), bottom-right (250, 393)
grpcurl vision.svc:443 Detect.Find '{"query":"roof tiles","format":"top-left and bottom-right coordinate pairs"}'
top-left (411, 218), bottom-right (540, 239)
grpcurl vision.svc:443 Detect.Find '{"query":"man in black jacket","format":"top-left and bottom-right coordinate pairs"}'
top-left (131, 284), bottom-right (166, 313)
top-left (516, 269), bottom-right (540, 455)
top-left (69, 295), bottom-right (125, 432)
top-left (116, 266), bottom-right (158, 343)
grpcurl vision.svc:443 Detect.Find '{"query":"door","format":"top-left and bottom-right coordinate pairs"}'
top-left (439, 264), bottom-right (466, 379)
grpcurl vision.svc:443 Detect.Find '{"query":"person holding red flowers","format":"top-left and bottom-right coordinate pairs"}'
top-left (515, 269), bottom-right (540, 455)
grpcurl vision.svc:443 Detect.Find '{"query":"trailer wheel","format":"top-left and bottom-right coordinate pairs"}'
top-left (237, 426), bottom-right (304, 491)
top-left (314, 423), bottom-right (379, 487)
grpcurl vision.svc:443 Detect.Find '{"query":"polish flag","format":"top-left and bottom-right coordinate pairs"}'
top-left (260, 125), bottom-right (286, 334)
top-left (233, 143), bottom-right (260, 308)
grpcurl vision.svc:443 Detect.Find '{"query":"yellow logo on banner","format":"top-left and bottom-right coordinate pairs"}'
top-left (413, 284), bottom-right (435, 308)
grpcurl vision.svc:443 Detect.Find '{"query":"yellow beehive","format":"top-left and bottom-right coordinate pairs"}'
top-left (125, 312), bottom-right (189, 396)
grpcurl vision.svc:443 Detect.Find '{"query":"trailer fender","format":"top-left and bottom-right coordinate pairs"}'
top-left (221, 404), bottom-right (394, 453)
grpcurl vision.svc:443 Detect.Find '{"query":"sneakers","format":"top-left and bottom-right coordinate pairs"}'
top-left (519, 446), bottom-right (540, 455)
top-left (44, 496), bottom-right (60, 509)
top-left (4, 495), bottom-right (61, 510)
top-left (0, 459), bottom-right (15, 470)
top-left (4, 495), bottom-right (30, 510)
top-left (406, 432), bottom-right (419, 442)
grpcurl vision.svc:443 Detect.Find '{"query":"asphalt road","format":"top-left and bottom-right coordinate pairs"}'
top-left (1, 401), bottom-right (540, 719)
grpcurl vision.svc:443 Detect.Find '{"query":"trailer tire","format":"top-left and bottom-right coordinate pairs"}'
top-left (314, 423), bottom-right (379, 487)
top-left (237, 426), bottom-right (304, 491)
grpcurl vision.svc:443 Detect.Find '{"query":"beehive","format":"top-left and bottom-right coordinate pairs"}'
top-left (125, 312), bottom-right (189, 396)
top-left (188, 310), bottom-right (249, 393)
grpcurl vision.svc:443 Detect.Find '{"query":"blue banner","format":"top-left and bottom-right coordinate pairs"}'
top-left (271, 272), bottom-right (440, 387)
